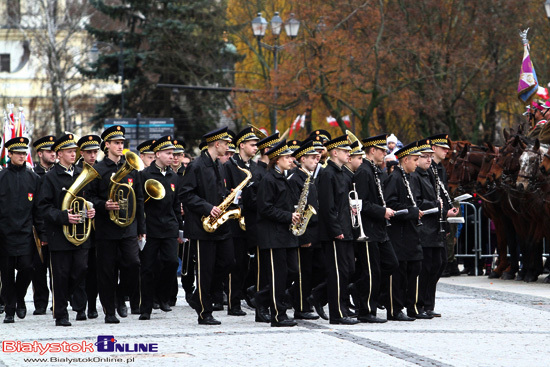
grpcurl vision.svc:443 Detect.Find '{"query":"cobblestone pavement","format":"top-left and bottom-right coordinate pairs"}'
top-left (0, 275), bottom-right (548, 367)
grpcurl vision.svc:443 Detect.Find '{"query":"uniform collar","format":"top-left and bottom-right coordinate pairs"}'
top-left (327, 159), bottom-right (342, 172)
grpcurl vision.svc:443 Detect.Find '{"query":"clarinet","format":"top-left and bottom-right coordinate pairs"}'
top-left (397, 165), bottom-right (422, 226)
top-left (432, 166), bottom-right (451, 233)
top-left (369, 159), bottom-right (391, 227)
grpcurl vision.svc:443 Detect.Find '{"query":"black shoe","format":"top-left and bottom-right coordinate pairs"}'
top-left (294, 311), bottom-right (319, 320)
top-left (307, 295), bottom-right (328, 321)
top-left (0, 304), bottom-right (4, 314)
top-left (212, 302), bottom-right (224, 311)
top-left (198, 315), bottom-right (221, 325)
top-left (271, 319), bottom-right (297, 327)
top-left (116, 303), bottom-right (128, 318)
top-left (159, 302), bottom-right (172, 312)
top-left (345, 309), bottom-right (358, 318)
top-left (153, 302), bottom-right (160, 310)
top-left (55, 317), bottom-right (72, 326)
top-left (377, 305), bottom-right (386, 310)
top-left (228, 307), bottom-right (247, 316)
top-left (440, 269), bottom-right (451, 278)
top-left (105, 315), bottom-right (120, 324)
top-left (388, 311), bottom-right (415, 321)
top-left (16, 305), bottom-right (26, 319)
top-left (329, 317), bottom-right (359, 325)
top-left (130, 307), bottom-right (140, 315)
top-left (87, 310), bottom-right (98, 319)
top-left (450, 260), bottom-right (461, 276)
top-left (255, 307), bottom-right (270, 323)
top-left (139, 313), bottom-right (150, 320)
top-left (169, 300), bottom-right (176, 307)
top-left (358, 314), bottom-right (387, 323)
top-left (33, 308), bottom-right (47, 316)
top-left (426, 310), bottom-right (441, 317)
top-left (4, 315), bottom-right (14, 323)
top-left (75, 311), bottom-right (87, 321)
top-left (408, 311), bottom-right (433, 319)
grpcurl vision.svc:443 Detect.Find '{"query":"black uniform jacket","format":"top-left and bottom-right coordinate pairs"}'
top-left (38, 163), bottom-right (91, 251)
top-left (411, 167), bottom-right (445, 247)
top-left (140, 162), bottom-right (184, 239)
top-left (242, 160), bottom-right (267, 246)
top-left (384, 168), bottom-right (422, 261)
top-left (224, 155), bottom-right (256, 239)
top-left (354, 160), bottom-right (389, 243)
top-left (88, 156), bottom-right (146, 240)
top-left (0, 163), bottom-right (45, 256)
top-left (33, 163), bottom-right (52, 177)
top-left (256, 167), bottom-right (298, 249)
top-left (317, 160), bottom-right (354, 242)
top-left (288, 168), bottom-right (319, 246)
top-left (180, 150), bottom-right (230, 241)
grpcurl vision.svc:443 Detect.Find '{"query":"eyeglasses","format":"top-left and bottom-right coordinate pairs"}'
top-left (420, 155), bottom-right (432, 159)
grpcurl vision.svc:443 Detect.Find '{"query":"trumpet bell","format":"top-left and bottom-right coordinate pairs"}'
top-left (144, 179), bottom-right (166, 202)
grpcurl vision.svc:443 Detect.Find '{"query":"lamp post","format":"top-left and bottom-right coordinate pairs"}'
top-left (89, 41), bottom-right (126, 118)
top-left (251, 12), bottom-right (300, 133)
top-left (545, 0), bottom-right (550, 18)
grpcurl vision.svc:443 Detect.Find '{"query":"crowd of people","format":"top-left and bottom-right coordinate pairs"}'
top-left (0, 124), bottom-right (460, 327)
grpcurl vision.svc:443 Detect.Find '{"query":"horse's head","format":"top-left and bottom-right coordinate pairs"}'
top-left (516, 139), bottom-right (542, 190)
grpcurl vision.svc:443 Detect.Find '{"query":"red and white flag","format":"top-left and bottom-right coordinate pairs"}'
top-left (326, 116), bottom-right (338, 127)
top-left (342, 115), bottom-right (351, 128)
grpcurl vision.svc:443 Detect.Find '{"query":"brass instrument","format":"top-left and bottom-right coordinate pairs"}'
top-left (346, 129), bottom-right (363, 149)
top-left (202, 158), bottom-right (251, 233)
top-left (32, 227), bottom-right (43, 263)
top-left (108, 151), bottom-right (144, 227)
top-left (144, 179), bottom-right (165, 203)
top-left (290, 161), bottom-right (317, 236)
top-left (62, 162), bottom-right (101, 246)
top-left (349, 182), bottom-right (368, 241)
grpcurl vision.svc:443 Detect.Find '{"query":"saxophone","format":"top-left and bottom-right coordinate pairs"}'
top-left (290, 163), bottom-right (317, 236)
top-left (201, 158), bottom-right (252, 233)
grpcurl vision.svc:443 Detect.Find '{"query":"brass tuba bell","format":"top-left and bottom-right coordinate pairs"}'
top-left (62, 162), bottom-right (101, 246)
top-left (108, 151), bottom-right (144, 227)
top-left (144, 179), bottom-right (165, 203)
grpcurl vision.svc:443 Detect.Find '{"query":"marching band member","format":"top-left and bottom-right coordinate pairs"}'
top-left (224, 127), bottom-right (259, 316)
top-left (180, 127), bottom-right (234, 325)
top-left (256, 139), bottom-right (300, 327)
top-left (287, 140), bottom-right (320, 320)
top-left (137, 139), bottom-right (156, 168)
top-left (30, 135), bottom-right (56, 316)
top-left (88, 125), bottom-right (146, 324)
top-left (317, 134), bottom-right (359, 325)
top-left (409, 139), bottom-right (439, 320)
top-left (384, 142), bottom-right (423, 322)
top-left (354, 134), bottom-right (398, 323)
top-left (139, 135), bottom-right (184, 320)
top-left (243, 132), bottom-right (279, 323)
top-left (0, 137), bottom-right (45, 323)
top-left (38, 134), bottom-right (95, 326)
top-left (71, 135), bottom-right (101, 320)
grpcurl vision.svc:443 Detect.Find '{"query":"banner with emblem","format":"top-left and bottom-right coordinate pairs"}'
top-left (518, 29), bottom-right (539, 104)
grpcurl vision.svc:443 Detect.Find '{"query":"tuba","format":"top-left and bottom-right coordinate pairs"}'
top-left (62, 162), bottom-right (101, 246)
top-left (202, 158), bottom-right (251, 233)
top-left (349, 182), bottom-right (368, 241)
top-left (290, 161), bottom-right (317, 236)
top-left (144, 179), bottom-right (165, 203)
top-left (108, 151), bottom-right (144, 227)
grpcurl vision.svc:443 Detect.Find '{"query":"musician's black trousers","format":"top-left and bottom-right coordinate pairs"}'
top-left (356, 240), bottom-right (398, 316)
top-left (0, 254), bottom-right (33, 317)
top-left (226, 237), bottom-right (249, 310)
top-left (31, 245), bottom-right (50, 310)
top-left (96, 237), bottom-right (140, 316)
top-left (140, 237), bottom-right (178, 314)
top-left (190, 239), bottom-right (234, 319)
top-left (386, 260), bottom-right (422, 317)
top-left (322, 240), bottom-right (355, 320)
top-left (49, 248), bottom-right (88, 320)
top-left (418, 247), bottom-right (446, 312)
top-left (290, 246), bottom-right (314, 312)
top-left (71, 244), bottom-right (98, 313)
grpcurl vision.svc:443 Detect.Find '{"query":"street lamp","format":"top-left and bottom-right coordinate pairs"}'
top-left (251, 12), bottom-right (301, 133)
top-left (545, 0), bottom-right (550, 18)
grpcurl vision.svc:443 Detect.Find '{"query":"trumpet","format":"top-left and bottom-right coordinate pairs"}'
top-left (108, 151), bottom-right (144, 227)
top-left (144, 179), bottom-right (165, 203)
top-left (62, 162), bottom-right (101, 246)
top-left (349, 183), bottom-right (368, 241)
